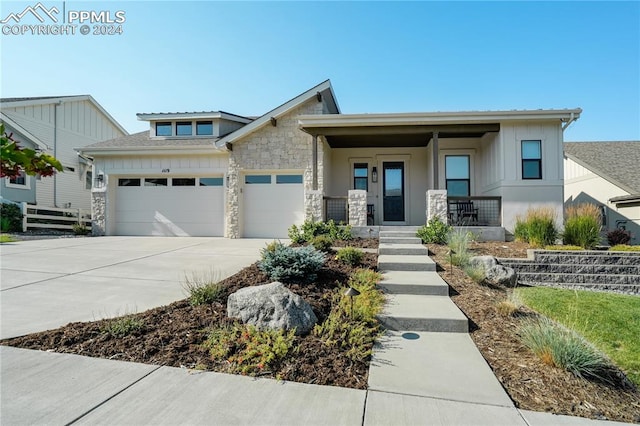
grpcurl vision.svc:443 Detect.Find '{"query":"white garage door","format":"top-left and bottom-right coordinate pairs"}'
top-left (243, 173), bottom-right (304, 238)
top-left (115, 177), bottom-right (224, 236)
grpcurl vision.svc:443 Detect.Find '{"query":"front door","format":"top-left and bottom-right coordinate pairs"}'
top-left (383, 162), bottom-right (405, 222)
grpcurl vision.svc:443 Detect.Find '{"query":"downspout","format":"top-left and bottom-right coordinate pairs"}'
top-left (53, 101), bottom-right (62, 207)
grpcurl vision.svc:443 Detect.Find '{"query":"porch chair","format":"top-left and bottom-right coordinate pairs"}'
top-left (456, 201), bottom-right (478, 224)
top-left (367, 204), bottom-right (375, 226)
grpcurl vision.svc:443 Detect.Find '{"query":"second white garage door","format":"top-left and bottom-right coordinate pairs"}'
top-left (242, 173), bottom-right (304, 238)
top-left (115, 177), bottom-right (224, 236)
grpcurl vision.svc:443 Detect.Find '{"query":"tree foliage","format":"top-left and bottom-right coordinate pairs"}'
top-left (1, 123), bottom-right (62, 178)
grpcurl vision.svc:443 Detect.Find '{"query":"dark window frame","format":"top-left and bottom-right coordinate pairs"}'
top-left (276, 174), bottom-right (303, 184)
top-left (144, 178), bottom-right (168, 187)
top-left (155, 122), bottom-right (172, 136)
top-left (245, 175), bottom-right (271, 184)
top-left (445, 155), bottom-right (471, 197)
top-left (196, 121), bottom-right (213, 136)
top-left (118, 178), bottom-right (141, 187)
top-left (172, 178), bottom-right (196, 186)
top-left (353, 163), bottom-right (368, 192)
top-left (522, 140), bottom-right (542, 180)
top-left (175, 121), bottom-right (192, 136)
top-left (199, 177), bottom-right (224, 186)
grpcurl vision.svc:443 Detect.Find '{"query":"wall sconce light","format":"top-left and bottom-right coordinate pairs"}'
top-left (371, 166), bottom-right (378, 183)
top-left (96, 172), bottom-right (104, 183)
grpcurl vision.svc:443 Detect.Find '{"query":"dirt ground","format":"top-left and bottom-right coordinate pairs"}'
top-left (2, 239), bottom-right (639, 422)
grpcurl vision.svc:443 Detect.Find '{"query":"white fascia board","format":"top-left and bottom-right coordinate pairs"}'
top-left (298, 109), bottom-right (583, 128)
top-left (215, 80), bottom-right (334, 148)
top-left (79, 146), bottom-right (225, 156)
top-left (137, 112), bottom-right (252, 124)
top-left (0, 112), bottom-right (50, 150)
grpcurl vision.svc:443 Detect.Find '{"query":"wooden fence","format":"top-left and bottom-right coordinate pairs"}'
top-left (21, 203), bottom-right (91, 232)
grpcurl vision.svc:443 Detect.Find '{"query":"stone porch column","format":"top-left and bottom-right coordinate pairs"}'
top-left (91, 189), bottom-right (106, 236)
top-left (225, 167), bottom-right (240, 238)
top-left (348, 190), bottom-right (367, 226)
top-left (427, 189), bottom-right (448, 223)
top-left (305, 190), bottom-right (323, 222)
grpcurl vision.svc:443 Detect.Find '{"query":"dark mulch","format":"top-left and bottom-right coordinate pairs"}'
top-left (428, 243), bottom-right (640, 424)
top-left (1, 252), bottom-right (377, 389)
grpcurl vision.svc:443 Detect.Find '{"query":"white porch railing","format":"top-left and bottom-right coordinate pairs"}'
top-left (21, 203), bottom-right (91, 232)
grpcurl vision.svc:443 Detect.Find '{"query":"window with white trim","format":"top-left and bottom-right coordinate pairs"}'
top-left (6, 171), bottom-right (30, 189)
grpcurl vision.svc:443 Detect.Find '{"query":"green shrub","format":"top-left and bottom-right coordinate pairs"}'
top-left (311, 235), bottom-right (334, 252)
top-left (259, 243), bottom-right (325, 282)
top-left (446, 229), bottom-right (474, 266)
top-left (182, 270), bottom-right (224, 306)
top-left (563, 204), bottom-right (602, 249)
top-left (416, 216), bottom-right (452, 244)
top-left (463, 264), bottom-right (485, 283)
top-left (101, 314), bottom-right (145, 338)
top-left (335, 247), bottom-right (364, 267)
top-left (263, 240), bottom-right (281, 253)
top-left (544, 245), bottom-right (584, 251)
top-left (518, 317), bottom-right (615, 383)
top-left (513, 207), bottom-right (558, 247)
top-left (204, 323), bottom-right (295, 375)
top-left (72, 223), bottom-right (90, 235)
top-left (0, 203), bottom-right (23, 232)
top-left (496, 292), bottom-right (522, 317)
top-left (0, 234), bottom-right (16, 243)
top-left (609, 244), bottom-right (640, 252)
top-left (342, 269), bottom-right (384, 322)
top-left (288, 220), bottom-right (352, 244)
top-left (607, 228), bottom-right (631, 246)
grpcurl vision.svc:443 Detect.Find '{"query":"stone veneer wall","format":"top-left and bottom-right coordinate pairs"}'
top-left (91, 190), bottom-right (106, 236)
top-left (225, 99), bottom-right (325, 238)
top-left (426, 190), bottom-right (448, 223)
top-left (348, 190), bottom-right (367, 226)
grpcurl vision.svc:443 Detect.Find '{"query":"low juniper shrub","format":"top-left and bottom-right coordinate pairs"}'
top-left (259, 242), bottom-right (325, 282)
top-left (416, 216), bottom-right (452, 244)
top-left (335, 247), bottom-right (364, 267)
top-left (311, 235), bottom-right (334, 252)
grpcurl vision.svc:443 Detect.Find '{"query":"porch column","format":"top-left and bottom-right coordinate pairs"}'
top-left (305, 190), bottom-right (323, 222)
top-left (348, 190), bottom-right (367, 226)
top-left (427, 189), bottom-right (448, 223)
top-left (432, 131), bottom-right (439, 189)
top-left (312, 134), bottom-right (318, 190)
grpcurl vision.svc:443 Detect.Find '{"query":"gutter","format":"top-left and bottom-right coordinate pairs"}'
top-left (562, 112), bottom-right (578, 131)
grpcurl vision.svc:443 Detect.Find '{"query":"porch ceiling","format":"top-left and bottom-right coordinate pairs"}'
top-left (303, 124), bottom-right (500, 148)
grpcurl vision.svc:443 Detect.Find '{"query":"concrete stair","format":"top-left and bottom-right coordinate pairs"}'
top-left (378, 255), bottom-right (436, 271)
top-left (378, 270), bottom-right (449, 296)
top-left (378, 243), bottom-right (429, 256)
top-left (378, 294), bottom-right (468, 332)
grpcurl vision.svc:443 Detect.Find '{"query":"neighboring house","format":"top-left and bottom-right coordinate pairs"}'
top-left (81, 80), bottom-right (581, 239)
top-left (564, 141), bottom-right (640, 244)
top-left (0, 96), bottom-right (128, 210)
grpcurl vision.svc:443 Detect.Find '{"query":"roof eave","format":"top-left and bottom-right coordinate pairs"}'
top-left (79, 145), bottom-right (226, 156)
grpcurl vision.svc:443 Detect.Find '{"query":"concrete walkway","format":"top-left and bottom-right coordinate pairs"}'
top-left (0, 235), bottom-right (630, 425)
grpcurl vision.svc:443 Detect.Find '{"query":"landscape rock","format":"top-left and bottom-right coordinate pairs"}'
top-left (227, 282), bottom-right (317, 335)
top-left (469, 255), bottom-right (517, 286)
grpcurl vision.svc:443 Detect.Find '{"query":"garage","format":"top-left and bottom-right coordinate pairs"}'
top-left (115, 176), bottom-right (224, 236)
top-left (242, 173), bottom-right (304, 238)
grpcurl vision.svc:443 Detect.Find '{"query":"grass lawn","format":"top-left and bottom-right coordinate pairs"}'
top-left (516, 287), bottom-right (640, 387)
top-left (0, 234), bottom-right (16, 243)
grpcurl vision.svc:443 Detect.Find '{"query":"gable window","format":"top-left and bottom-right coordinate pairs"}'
top-left (445, 155), bottom-right (470, 196)
top-left (6, 171), bottom-right (30, 189)
top-left (176, 121), bottom-right (192, 136)
top-left (522, 140), bottom-right (542, 179)
top-left (354, 163), bottom-right (368, 191)
top-left (156, 122), bottom-right (172, 136)
top-left (196, 121), bottom-right (213, 136)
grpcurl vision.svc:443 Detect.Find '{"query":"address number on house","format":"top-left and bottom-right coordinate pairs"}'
top-left (161, 169), bottom-right (170, 173)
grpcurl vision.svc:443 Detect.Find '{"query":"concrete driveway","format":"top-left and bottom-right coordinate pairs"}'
top-left (0, 236), bottom-right (272, 339)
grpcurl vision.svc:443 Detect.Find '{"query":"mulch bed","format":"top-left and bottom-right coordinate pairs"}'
top-left (428, 243), bottom-right (640, 423)
top-left (1, 251), bottom-right (378, 389)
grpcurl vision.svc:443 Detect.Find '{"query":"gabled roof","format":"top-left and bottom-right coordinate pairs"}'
top-left (564, 141), bottom-right (640, 195)
top-left (80, 131), bottom-right (224, 155)
top-left (215, 80), bottom-right (339, 148)
top-left (0, 95), bottom-right (129, 136)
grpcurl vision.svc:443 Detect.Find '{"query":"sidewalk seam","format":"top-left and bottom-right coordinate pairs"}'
top-left (65, 365), bottom-right (163, 425)
top-left (367, 388), bottom-right (515, 409)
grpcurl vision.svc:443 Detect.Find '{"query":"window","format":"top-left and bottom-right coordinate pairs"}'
top-left (176, 121), bottom-right (192, 136)
top-left (245, 175), bottom-right (271, 184)
top-left (172, 178), bottom-right (195, 186)
top-left (145, 178), bottom-right (168, 187)
top-left (85, 171), bottom-right (92, 190)
top-left (118, 178), bottom-right (141, 186)
top-left (354, 163), bottom-right (368, 191)
top-left (64, 166), bottom-right (75, 172)
top-left (522, 140), bottom-right (542, 179)
top-left (156, 122), bottom-right (172, 136)
top-left (200, 177), bottom-right (223, 186)
top-left (6, 171), bottom-right (30, 189)
top-left (276, 175), bottom-right (303, 184)
top-left (196, 121), bottom-right (213, 136)
top-left (445, 155), bottom-right (470, 196)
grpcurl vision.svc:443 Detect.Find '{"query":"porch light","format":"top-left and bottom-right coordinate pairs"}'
top-left (371, 166), bottom-right (378, 183)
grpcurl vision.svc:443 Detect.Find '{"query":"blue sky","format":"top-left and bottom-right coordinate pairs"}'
top-left (1, 1), bottom-right (639, 141)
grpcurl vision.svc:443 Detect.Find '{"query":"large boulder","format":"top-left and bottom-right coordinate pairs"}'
top-left (227, 282), bottom-right (318, 336)
top-left (469, 255), bottom-right (517, 287)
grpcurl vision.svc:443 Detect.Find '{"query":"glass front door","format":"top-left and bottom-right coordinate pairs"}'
top-left (383, 162), bottom-right (404, 222)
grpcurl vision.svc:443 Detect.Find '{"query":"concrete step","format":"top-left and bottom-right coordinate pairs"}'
top-left (378, 294), bottom-right (468, 333)
top-left (378, 255), bottom-right (436, 272)
top-left (378, 243), bottom-right (429, 256)
top-left (368, 331), bottom-right (514, 407)
top-left (379, 226), bottom-right (421, 232)
top-left (379, 230), bottom-right (418, 238)
top-left (379, 237), bottom-right (422, 245)
top-left (378, 270), bottom-right (449, 296)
